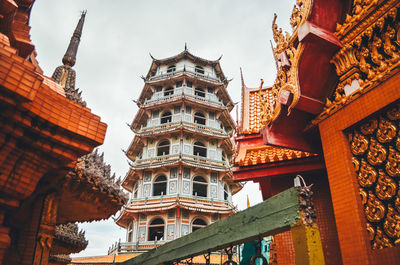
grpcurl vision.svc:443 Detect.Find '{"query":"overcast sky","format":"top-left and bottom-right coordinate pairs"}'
top-left (30, 0), bottom-right (293, 257)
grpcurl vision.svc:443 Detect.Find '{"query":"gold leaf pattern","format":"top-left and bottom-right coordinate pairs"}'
top-left (366, 223), bottom-right (375, 241)
top-left (386, 146), bottom-right (400, 177)
top-left (351, 131), bottom-right (369, 155)
top-left (365, 191), bottom-right (386, 222)
top-left (376, 118), bottom-right (397, 143)
top-left (360, 188), bottom-right (368, 205)
top-left (367, 138), bottom-right (387, 166)
top-left (373, 227), bottom-right (393, 249)
top-left (383, 205), bottom-right (400, 239)
top-left (358, 159), bottom-right (377, 187)
top-left (387, 104), bottom-right (400, 121)
top-left (360, 118), bottom-right (378, 135)
top-left (375, 170), bottom-right (397, 200)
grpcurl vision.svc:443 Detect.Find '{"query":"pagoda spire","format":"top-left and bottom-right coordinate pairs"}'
top-left (52, 11), bottom-right (87, 107)
top-left (63, 10), bottom-right (86, 67)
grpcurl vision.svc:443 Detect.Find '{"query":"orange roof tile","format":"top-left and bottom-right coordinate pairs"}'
top-left (238, 145), bottom-right (317, 166)
top-left (72, 254), bottom-right (139, 264)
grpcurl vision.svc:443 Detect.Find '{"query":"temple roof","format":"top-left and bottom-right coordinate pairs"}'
top-left (146, 49), bottom-right (225, 80)
top-left (239, 69), bottom-right (274, 134)
top-left (52, 223), bottom-right (88, 255)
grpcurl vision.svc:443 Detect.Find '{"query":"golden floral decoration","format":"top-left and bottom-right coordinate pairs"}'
top-left (375, 169), bottom-right (397, 201)
top-left (365, 191), bottom-right (386, 223)
top-left (387, 104), bottom-right (400, 121)
top-left (373, 227), bottom-right (393, 249)
top-left (358, 159), bottom-right (377, 187)
top-left (352, 156), bottom-right (360, 172)
top-left (350, 131), bottom-right (369, 156)
top-left (359, 188), bottom-right (368, 205)
top-left (366, 222), bottom-right (375, 241)
top-left (385, 146), bottom-right (400, 178)
top-left (383, 205), bottom-right (400, 240)
top-left (376, 117), bottom-right (397, 143)
top-left (367, 138), bottom-right (387, 166)
top-left (360, 118), bottom-right (378, 135)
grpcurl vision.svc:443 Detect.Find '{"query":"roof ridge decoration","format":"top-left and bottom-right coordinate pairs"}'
top-left (258, 1), bottom-right (312, 128)
top-left (52, 11), bottom-right (87, 107)
top-left (311, 0), bottom-right (400, 127)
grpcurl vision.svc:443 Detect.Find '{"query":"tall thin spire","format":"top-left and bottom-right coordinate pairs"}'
top-left (62, 10), bottom-right (86, 67)
top-left (52, 11), bottom-right (87, 107)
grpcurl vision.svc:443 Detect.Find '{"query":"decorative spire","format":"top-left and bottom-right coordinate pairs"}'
top-left (184, 42), bottom-right (188, 51)
top-left (240, 67), bottom-right (245, 88)
top-left (52, 11), bottom-right (87, 107)
top-left (62, 10), bottom-right (86, 67)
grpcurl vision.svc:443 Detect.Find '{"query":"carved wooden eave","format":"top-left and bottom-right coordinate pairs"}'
top-left (311, 0), bottom-right (400, 127)
top-left (121, 167), bottom-right (140, 192)
top-left (57, 151), bottom-right (128, 224)
top-left (126, 136), bottom-right (144, 161)
top-left (51, 223), bottom-right (88, 255)
top-left (260, 0), bottom-right (346, 152)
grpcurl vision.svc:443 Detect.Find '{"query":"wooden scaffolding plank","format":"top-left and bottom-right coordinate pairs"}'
top-left (122, 187), bottom-right (301, 265)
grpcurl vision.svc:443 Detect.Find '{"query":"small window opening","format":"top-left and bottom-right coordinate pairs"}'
top-left (224, 184), bottom-right (229, 200)
top-left (164, 87), bottom-right (174, 96)
top-left (157, 140), bottom-right (170, 156)
top-left (194, 112), bottom-right (206, 125)
top-left (187, 81), bottom-right (193, 88)
top-left (193, 141), bottom-right (207, 157)
top-left (192, 218), bottom-right (207, 232)
top-left (148, 218), bottom-right (165, 241)
top-left (195, 87), bottom-right (205, 97)
top-left (160, 111), bottom-right (172, 124)
top-left (167, 65), bottom-right (176, 73)
top-left (193, 176), bottom-right (207, 197)
top-left (195, 65), bottom-right (205, 74)
top-left (153, 175), bottom-right (167, 196)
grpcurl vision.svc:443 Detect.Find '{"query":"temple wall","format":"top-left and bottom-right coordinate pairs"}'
top-left (319, 71), bottom-right (400, 264)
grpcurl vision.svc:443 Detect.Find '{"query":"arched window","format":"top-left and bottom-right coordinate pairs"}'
top-left (167, 65), bottom-right (176, 73)
top-left (192, 218), bottom-right (207, 232)
top-left (193, 141), bottom-right (207, 157)
top-left (148, 218), bottom-right (165, 241)
top-left (164, 87), bottom-right (174, 96)
top-left (157, 140), bottom-right (170, 156)
top-left (194, 87), bottom-right (205, 97)
top-left (224, 184), bottom-right (229, 200)
top-left (160, 111), bottom-right (172, 124)
top-left (153, 175), bottom-right (167, 196)
top-left (194, 112), bottom-right (206, 125)
top-left (195, 65), bottom-right (205, 74)
top-left (193, 176), bottom-right (207, 197)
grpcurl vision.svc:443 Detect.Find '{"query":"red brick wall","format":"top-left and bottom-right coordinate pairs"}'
top-left (319, 72), bottom-right (400, 264)
top-left (270, 172), bottom-right (342, 265)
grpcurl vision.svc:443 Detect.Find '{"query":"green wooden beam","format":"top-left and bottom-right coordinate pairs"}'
top-left (122, 187), bottom-right (301, 265)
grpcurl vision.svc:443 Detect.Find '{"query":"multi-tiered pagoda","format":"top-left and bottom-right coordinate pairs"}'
top-left (113, 48), bottom-right (241, 256)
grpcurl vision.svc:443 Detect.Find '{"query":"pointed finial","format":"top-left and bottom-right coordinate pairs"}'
top-left (184, 43), bottom-right (188, 51)
top-left (62, 11), bottom-right (86, 67)
top-left (240, 67), bottom-right (245, 88)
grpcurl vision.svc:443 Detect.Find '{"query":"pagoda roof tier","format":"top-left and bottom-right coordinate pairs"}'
top-left (145, 49), bottom-right (226, 81)
top-left (116, 194), bottom-right (235, 228)
top-left (129, 154), bottom-right (231, 172)
top-left (51, 223), bottom-right (88, 255)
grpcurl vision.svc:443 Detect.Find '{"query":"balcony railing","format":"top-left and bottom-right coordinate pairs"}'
top-left (108, 240), bottom-right (168, 255)
top-left (136, 119), bottom-right (229, 138)
top-left (132, 153), bottom-right (230, 171)
top-left (144, 86), bottom-right (225, 109)
top-left (147, 66), bottom-right (222, 84)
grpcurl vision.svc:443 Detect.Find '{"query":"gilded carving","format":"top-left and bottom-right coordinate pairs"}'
top-left (360, 188), bottom-right (368, 205)
top-left (352, 156), bottom-right (360, 172)
top-left (367, 138), bottom-right (387, 166)
top-left (350, 132), bottom-right (369, 156)
top-left (376, 118), bottom-right (396, 143)
top-left (375, 170), bottom-right (397, 201)
top-left (373, 227), bottom-right (393, 249)
top-left (396, 136), bottom-right (400, 152)
top-left (387, 104), bottom-right (400, 120)
top-left (358, 159), bottom-right (377, 187)
top-left (365, 191), bottom-right (386, 222)
top-left (383, 205), bottom-right (400, 240)
top-left (366, 223), bottom-right (375, 241)
top-left (395, 189), bottom-right (400, 213)
top-left (360, 118), bottom-right (377, 135)
top-left (386, 146), bottom-right (400, 177)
